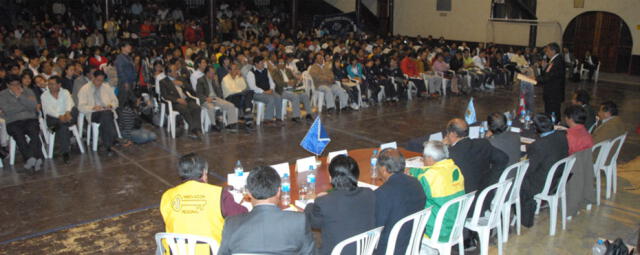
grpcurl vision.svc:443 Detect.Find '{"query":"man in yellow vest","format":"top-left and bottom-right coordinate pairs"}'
top-left (160, 153), bottom-right (248, 254)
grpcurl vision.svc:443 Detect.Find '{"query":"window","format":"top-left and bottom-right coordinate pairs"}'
top-left (436, 0), bottom-right (452, 12)
top-left (491, 0), bottom-right (537, 20)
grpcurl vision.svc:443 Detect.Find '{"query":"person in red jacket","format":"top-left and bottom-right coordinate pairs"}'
top-left (400, 52), bottom-right (427, 97)
top-left (183, 20), bottom-right (204, 44)
top-left (88, 47), bottom-right (108, 70)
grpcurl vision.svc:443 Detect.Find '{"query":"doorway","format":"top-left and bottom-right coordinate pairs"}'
top-left (562, 11), bottom-right (632, 73)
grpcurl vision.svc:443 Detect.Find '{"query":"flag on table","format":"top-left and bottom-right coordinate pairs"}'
top-left (464, 97), bottom-right (476, 124)
top-left (518, 94), bottom-right (526, 114)
top-left (300, 117), bottom-right (331, 155)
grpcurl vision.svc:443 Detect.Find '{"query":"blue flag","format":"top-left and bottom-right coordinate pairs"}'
top-left (300, 117), bottom-right (331, 155)
top-left (465, 97), bottom-right (477, 124)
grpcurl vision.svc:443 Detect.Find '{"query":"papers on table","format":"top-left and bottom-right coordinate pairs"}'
top-left (229, 189), bottom-right (253, 211)
top-left (406, 156), bottom-right (425, 168)
top-left (270, 162), bottom-right (291, 177)
top-left (228, 173), bottom-right (248, 190)
top-left (380, 142), bottom-right (398, 150)
top-left (520, 137), bottom-right (535, 144)
top-left (469, 126), bottom-right (481, 139)
top-left (510, 127), bottom-right (521, 133)
top-left (520, 145), bottom-right (527, 152)
top-left (429, 132), bottom-right (443, 142)
top-left (516, 73), bottom-right (537, 85)
top-left (296, 156), bottom-right (317, 172)
top-left (295, 199), bottom-right (314, 210)
top-left (358, 181), bottom-right (379, 191)
top-left (327, 150), bottom-right (348, 163)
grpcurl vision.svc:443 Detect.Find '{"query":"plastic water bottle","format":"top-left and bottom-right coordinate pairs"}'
top-left (592, 240), bottom-right (606, 255)
top-left (551, 112), bottom-right (557, 125)
top-left (370, 150), bottom-right (379, 178)
top-left (479, 126), bottom-right (486, 138)
top-left (524, 114), bottom-right (531, 130)
top-left (306, 173), bottom-right (316, 199)
top-left (520, 108), bottom-right (526, 123)
top-left (234, 160), bottom-right (244, 176)
top-left (281, 174), bottom-right (291, 206)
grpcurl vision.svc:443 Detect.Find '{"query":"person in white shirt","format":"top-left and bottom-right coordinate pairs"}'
top-left (190, 58), bottom-right (207, 91)
top-left (246, 56), bottom-right (283, 124)
top-left (77, 70), bottom-right (119, 156)
top-left (42, 76), bottom-right (76, 164)
top-left (472, 51), bottom-right (495, 90)
top-left (222, 63), bottom-right (255, 126)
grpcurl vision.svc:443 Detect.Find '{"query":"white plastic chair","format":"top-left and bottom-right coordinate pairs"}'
top-left (8, 135), bottom-right (50, 165)
top-left (45, 125), bottom-right (85, 158)
top-left (327, 150), bottom-right (348, 163)
top-left (186, 92), bottom-right (225, 134)
top-left (303, 71), bottom-right (324, 113)
top-left (499, 160), bottom-right (530, 242)
top-left (154, 232), bottom-right (219, 255)
top-left (591, 140), bottom-right (612, 206)
top-left (254, 98), bottom-right (289, 125)
top-left (534, 155), bottom-right (577, 236)
top-left (600, 133), bottom-right (627, 199)
top-left (465, 179), bottom-right (513, 255)
top-left (380, 142), bottom-right (397, 150)
top-left (83, 112), bottom-right (124, 151)
top-left (385, 207), bottom-right (432, 255)
top-left (580, 62), bottom-right (600, 83)
top-left (296, 156), bottom-right (316, 172)
top-left (421, 191), bottom-right (477, 255)
top-left (331, 226), bottom-right (384, 255)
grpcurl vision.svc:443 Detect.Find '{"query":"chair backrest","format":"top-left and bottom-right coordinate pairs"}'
top-left (327, 150), bottom-right (348, 163)
top-left (270, 162), bottom-right (291, 177)
top-left (296, 156), bottom-right (317, 172)
top-left (539, 155), bottom-right (577, 197)
top-left (331, 226), bottom-right (384, 255)
top-left (155, 232), bottom-right (219, 255)
top-left (592, 140), bottom-right (612, 170)
top-left (468, 179), bottom-right (513, 228)
top-left (603, 132), bottom-right (627, 167)
top-left (430, 191), bottom-right (477, 244)
top-left (385, 207), bottom-right (432, 255)
top-left (302, 70), bottom-right (314, 95)
top-left (380, 142), bottom-right (398, 150)
top-left (499, 160), bottom-right (530, 205)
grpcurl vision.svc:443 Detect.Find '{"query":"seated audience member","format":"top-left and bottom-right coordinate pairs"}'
top-left (116, 77), bottom-right (157, 145)
top-left (0, 75), bottom-right (45, 171)
top-left (564, 105), bottom-right (595, 217)
top-left (42, 76), bottom-right (77, 164)
top-left (374, 148), bottom-right (426, 254)
top-left (219, 166), bottom-right (315, 255)
top-left (570, 89), bottom-right (596, 131)
top-left (160, 63), bottom-right (202, 139)
top-left (196, 66), bottom-right (240, 131)
top-left (308, 54), bottom-right (349, 113)
top-left (592, 101), bottom-right (625, 144)
top-left (400, 52), bottom-right (427, 97)
top-left (408, 141), bottom-right (465, 244)
top-left (583, 50), bottom-right (599, 82)
top-left (305, 155), bottom-right (376, 255)
top-left (160, 153), bottom-right (247, 254)
top-left (486, 112), bottom-right (521, 165)
top-left (222, 63), bottom-right (255, 127)
top-left (73, 65), bottom-right (93, 105)
top-left (190, 57), bottom-right (208, 91)
top-left (78, 70), bottom-right (119, 155)
top-left (520, 114), bottom-right (568, 228)
top-left (270, 57), bottom-right (313, 122)
top-left (246, 56), bottom-right (283, 124)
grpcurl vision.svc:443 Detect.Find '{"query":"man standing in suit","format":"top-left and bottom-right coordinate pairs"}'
top-left (592, 101), bottom-right (626, 144)
top-left (219, 166), bottom-right (315, 255)
top-left (537, 43), bottom-right (565, 122)
top-left (374, 148), bottom-right (426, 254)
top-left (520, 114), bottom-right (568, 227)
top-left (160, 63), bottom-right (202, 139)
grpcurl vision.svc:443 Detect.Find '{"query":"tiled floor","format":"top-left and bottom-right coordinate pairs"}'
top-left (0, 78), bottom-right (638, 254)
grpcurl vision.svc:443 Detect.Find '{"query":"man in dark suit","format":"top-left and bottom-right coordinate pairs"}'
top-left (537, 43), bottom-right (565, 122)
top-left (374, 148), bottom-right (426, 255)
top-left (486, 112), bottom-right (521, 166)
top-left (520, 113), bottom-right (568, 228)
top-left (218, 166), bottom-right (315, 255)
top-left (160, 63), bottom-right (201, 139)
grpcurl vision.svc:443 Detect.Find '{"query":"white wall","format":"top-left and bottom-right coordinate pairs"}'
top-left (324, 0), bottom-right (356, 13)
top-left (394, 0), bottom-right (640, 54)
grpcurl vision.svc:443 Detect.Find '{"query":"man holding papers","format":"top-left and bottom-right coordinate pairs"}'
top-left (536, 43), bottom-right (566, 122)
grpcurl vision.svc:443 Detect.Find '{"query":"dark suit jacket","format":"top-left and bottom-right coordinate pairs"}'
top-left (449, 138), bottom-right (509, 193)
top-left (583, 104), bottom-right (596, 131)
top-left (522, 131), bottom-right (569, 196)
top-left (538, 55), bottom-right (566, 104)
top-left (374, 173), bottom-right (426, 255)
top-left (305, 187), bottom-right (376, 255)
top-left (218, 204), bottom-right (315, 255)
top-left (159, 77), bottom-right (196, 104)
top-left (488, 131), bottom-right (522, 166)
top-left (592, 116), bottom-right (626, 144)
top-left (195, 76), bottom-right (223, 102)
top-left (270, 68), bottom-right (296, 94)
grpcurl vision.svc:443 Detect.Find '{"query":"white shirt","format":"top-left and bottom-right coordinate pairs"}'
top-left (42, 89), bottom-right (74, 118)
top-left (246, 68), bottom-right (276, 94)
top-left (472, 56), bottom-right (486, 69)
top-left (190, 70), bottom-right (204, 91)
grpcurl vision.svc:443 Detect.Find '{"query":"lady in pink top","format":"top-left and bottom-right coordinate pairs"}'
top-left (564, 105), bottom-right (594, 154)
top-left (431, 54), bottom-right (450, 73)
top-left (564, 105), bottom-right (596, 217)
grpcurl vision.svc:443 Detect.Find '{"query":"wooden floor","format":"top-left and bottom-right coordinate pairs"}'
top-left (0, 78), bottom-right (639, 254)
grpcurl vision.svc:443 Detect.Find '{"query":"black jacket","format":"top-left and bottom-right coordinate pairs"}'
top-left (522, 131), bottom-right (569, 196)
top-left (449, 138), bottom-right (509, 193)
top-left (538, 55), bottom-right (566, 104)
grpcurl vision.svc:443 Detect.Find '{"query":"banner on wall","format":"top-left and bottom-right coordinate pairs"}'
top-left (313, 12), bottom-right (358, 35)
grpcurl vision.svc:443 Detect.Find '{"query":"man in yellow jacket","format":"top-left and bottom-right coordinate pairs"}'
top-left (160, 153), bottom-right (248, 254)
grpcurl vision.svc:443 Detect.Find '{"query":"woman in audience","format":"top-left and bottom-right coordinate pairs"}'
top-left (305, 155), bottom-right (376, 255)
top-left (564, 105), bottom-right (595, 217)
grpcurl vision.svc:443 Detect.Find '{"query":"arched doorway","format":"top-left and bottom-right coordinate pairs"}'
top-left (563, 11), bottom-right (632, 73)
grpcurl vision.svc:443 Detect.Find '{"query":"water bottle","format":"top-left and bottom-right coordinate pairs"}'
top-left (281, 174), bottom-right (291, 206)
top-left (524, 114), bottom-right (531, 130)
top-left (520, 108), bottom-right (526, 123)
top-left (306, 173), bottom-right (316, 199)
top-left (234, 160), bottom-right (244, 176)
top-left (592, 239), bottom-right (606, 255)
top-left (479, 126), bottom-right (486, 138)
top-left (370, 150), bottom-right (379, 178)
top-left (551, 112), bottom-right (557, 125)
